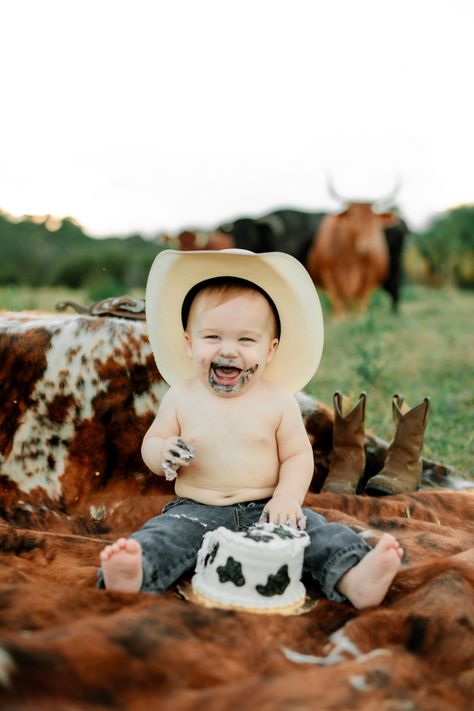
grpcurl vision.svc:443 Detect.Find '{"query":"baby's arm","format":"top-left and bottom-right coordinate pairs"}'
top-left (141, 385), bottom-right (195, 480)
top-left (262, 394), bottom-right (314, 529)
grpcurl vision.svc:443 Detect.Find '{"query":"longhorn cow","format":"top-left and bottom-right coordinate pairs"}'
top-left (306, 178), bottom-right (404, 314)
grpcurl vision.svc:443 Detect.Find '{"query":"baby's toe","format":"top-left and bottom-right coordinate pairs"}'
top-left (380, 532), bottom-right (398, 548)
top-left (125, 539), bottom-right (141, 554)
top-left (100, 546), bottom-right (112, 561)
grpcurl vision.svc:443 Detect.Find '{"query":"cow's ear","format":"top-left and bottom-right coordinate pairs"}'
top-left (379, 212), bottom-right (399, 227)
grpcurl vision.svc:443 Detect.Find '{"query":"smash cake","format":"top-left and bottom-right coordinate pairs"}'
top-left (191, 523), bottom-right (310, 613)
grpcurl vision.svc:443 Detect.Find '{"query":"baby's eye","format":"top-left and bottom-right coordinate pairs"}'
top-left (239, 337), bottom-right (256, 343)
top-left (204, 335), bottom-right (219, 340)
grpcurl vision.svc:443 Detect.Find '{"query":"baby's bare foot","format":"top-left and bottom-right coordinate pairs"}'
top-left (100, 537), bottom-right (143, 593)
top-left (337, 533), bottom-right (403, 609)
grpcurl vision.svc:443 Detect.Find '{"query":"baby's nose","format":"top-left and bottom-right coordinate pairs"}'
top-left (219, 341), bottom-right (238, 359)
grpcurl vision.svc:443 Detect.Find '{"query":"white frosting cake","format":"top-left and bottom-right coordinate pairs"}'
top-left (191, 523), bottom-right (310, 612)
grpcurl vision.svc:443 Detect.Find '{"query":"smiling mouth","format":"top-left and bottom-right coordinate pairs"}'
top-left (209, 361), bottom-right (258, 392)
top-left (211, 364), bottom-right (243, 387)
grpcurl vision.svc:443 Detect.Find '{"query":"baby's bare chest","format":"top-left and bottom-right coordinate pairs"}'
top-left (180, 398), bottom-right (280, 447)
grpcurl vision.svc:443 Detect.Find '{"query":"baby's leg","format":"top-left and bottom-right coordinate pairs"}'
top-left (100, 538), bottom-right (143, 593)
top-left (98, 499), bottom-right (237, 595)
top-left (303, 509), bottom-right (372, 603)
top-left (336, 533), bottom-right (403, 609)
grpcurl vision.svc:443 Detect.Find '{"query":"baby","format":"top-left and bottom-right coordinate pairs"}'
top-left (98, 249), bottom-right (402, 608)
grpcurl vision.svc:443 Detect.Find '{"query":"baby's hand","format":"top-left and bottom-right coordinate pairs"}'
top-left (161, 437), bottom-right (196, 481)
top-left (259, 496), bottom-right (307, 530)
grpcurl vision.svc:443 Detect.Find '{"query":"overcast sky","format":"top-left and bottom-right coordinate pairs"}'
top-left (1, 0), bottom-right (473, 236)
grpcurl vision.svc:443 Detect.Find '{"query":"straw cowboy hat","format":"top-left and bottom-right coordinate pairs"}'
top-left (145, 249), bottom-right (324, 393)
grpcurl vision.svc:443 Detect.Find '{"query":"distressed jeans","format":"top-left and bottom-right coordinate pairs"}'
top-left (97, 497), bottom-right (371, 603)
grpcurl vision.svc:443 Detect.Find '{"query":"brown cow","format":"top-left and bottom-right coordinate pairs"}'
top-left (1, 312), bottom-right (474, 709)
top-left (177, 229), bottom-right (234, 251)
top-left (306, 180), bottom-right (401, 315)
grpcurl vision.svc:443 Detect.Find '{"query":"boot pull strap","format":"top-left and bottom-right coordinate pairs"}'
top-left (421, 397), bottom-right (431, 426)
top-left (395, 394), bottom-right (410, 416)
top-left (392, 394), bottom-right (431, 425)
top-left (334, 391), bottom-right (366, 418)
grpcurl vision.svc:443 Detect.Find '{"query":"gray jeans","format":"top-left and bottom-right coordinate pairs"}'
top-left (97, 497), bottom-right (371, 603)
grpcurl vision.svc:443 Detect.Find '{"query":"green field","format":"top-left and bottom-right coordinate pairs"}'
top-left (1, 283), bottom-right (473, 476)
top-left (0, 285), bottom-right (89, 312)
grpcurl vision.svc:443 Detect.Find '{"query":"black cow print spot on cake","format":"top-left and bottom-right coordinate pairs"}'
top-left (272, 525), bottom-right (304, 540)
top-left (217, 557), bottom-right (246, 587)
top-left (244, 531), bottom-right (274, 543)
top-left (204, 542), bottom-right (219, 567)
top-left (256, 565), bottom-right (291, 597)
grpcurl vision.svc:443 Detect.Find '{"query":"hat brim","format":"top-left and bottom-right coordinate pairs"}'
top-left (145, 249), bottom-right (324, 393)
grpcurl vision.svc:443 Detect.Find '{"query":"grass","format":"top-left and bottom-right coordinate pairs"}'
top-left (0, 285), bottom-right (144, 312)
top-left (1, 283), bottom-right (473, 476)
top-left (306, 285), bottom-right (474, 477)
top-left (0, 285), bottom-right (90, 312)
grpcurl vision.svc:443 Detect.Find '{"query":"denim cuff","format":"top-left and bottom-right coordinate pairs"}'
top-left (139, 552), bottom-right (158, 593)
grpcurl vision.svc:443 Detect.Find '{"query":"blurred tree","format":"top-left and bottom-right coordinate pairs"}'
top-left (0, 210), bottom-right (162, 292)
top-left (413, 205), bottom-right (474, 287)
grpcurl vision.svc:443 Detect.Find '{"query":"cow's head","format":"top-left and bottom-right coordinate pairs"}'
top-left (328, 176), bottom-right (401, 253)
top-left (335, 203), bottom-right (399, 254)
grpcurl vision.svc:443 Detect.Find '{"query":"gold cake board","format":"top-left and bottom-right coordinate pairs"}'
top-left (177, 580), bottom-right (318, 616)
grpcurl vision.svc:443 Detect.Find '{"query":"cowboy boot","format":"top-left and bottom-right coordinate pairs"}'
top-left (321, 391), bottom-right (366, 494)
top-left (364, 394), bottom-right (430, 496)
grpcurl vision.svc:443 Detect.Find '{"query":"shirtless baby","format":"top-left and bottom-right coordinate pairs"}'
top-left (99, 249), bottom-right (403, 609)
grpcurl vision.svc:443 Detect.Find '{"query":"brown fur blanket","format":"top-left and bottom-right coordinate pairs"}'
top-left (1, 313), bottom-right (473, 710)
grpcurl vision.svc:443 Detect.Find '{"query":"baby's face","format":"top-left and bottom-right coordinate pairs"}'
top-left (184, 291), bottom-right (278, 396)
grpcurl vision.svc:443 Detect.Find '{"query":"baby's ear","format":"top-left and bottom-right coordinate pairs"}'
top-left (183, 331), bottom-right (193, 358)
top-left (266, 338), bottom-right (279, 363)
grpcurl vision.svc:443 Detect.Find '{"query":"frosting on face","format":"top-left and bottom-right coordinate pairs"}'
top-left (208, 358), bottom-right (258, 393)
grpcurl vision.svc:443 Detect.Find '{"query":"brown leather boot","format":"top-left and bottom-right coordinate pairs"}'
top-left (364, 394), bottom-right (431, 496)
top-left (321, 391), bottom-right (366, 494)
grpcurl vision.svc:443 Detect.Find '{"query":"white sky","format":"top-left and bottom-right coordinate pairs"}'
top-left (1, 0), bottom-right (473, 236)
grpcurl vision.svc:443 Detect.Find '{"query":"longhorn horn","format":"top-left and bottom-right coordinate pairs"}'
top-left (326, 173), bottom-right (348, 204)
top-left (327, 173), bottom-right (402, 207)
top-left (373, 176), bottom-right (402, 208)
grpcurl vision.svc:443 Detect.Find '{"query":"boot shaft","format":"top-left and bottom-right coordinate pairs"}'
top-left (365, 394), bottom-right (430, 496)
top-left (389, 394), bottom-right (430, 463)
top-left (322, 391), bottom-right (366, 494)
top-left (332, 390), bottom-right (366, 447)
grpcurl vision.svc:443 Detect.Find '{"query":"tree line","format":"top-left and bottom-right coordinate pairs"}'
top-left (1, 205), bottom-right (473, 299)
top-left (413, 205), bottom-right (474, 288)
top-left (0, 212), bottom-right (163, 300)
